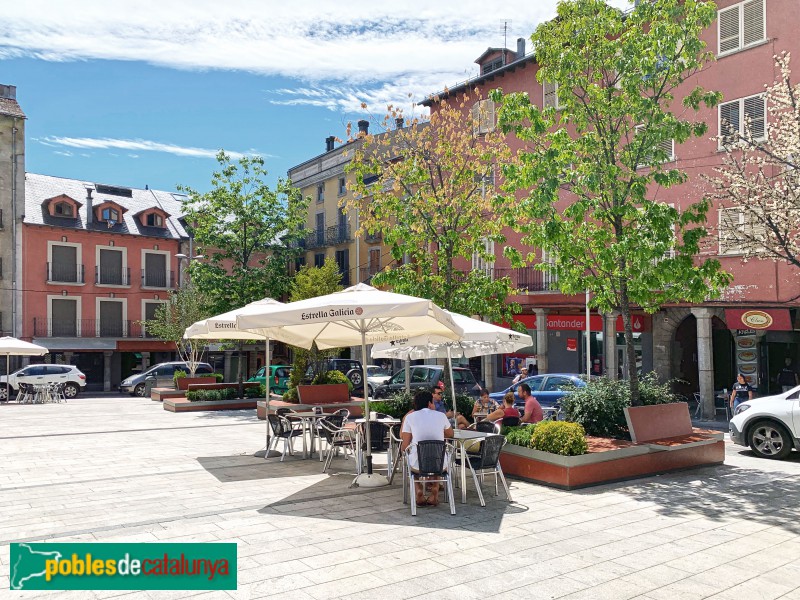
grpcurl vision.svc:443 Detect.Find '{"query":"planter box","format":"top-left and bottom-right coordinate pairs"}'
top-left (164, 397), bottom-right (257, 413)
top-left (499, 432), bottom-right (724, 490)
top-left (150, 388), bottom-right (185, 402)
top-left (176, 377), bottom-right (216, 391)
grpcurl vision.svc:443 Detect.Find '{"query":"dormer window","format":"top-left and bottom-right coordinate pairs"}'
top-left (102, 207), bottom-right (120, 222)
top-left (54, 202), bottom-right (74, 217)
top-left (146, 213), bottom-right (164, 227)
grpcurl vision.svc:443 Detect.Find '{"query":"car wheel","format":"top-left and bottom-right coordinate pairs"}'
top-left (748, 420), bottom-right (793, 460)
top-left (63, 383), bottom-right (80, 398)
top-left (0, 386), bottom-right (7, 401)
top-left (346, 369), bottom-right (363, 387)
top-left (134, 383), bottom-right (146, 397)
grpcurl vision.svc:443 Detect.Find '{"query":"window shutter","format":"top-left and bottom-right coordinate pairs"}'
top-left (659, 138), bottom-right (674, 160)
top-left (484, 101), bottom-right (495, 133)
top-left (471, 103), bottom-right (480, 135)
top-left (718, 6), bottom-right (741, 53)
top-left (719, 208), bottom-right (743, 254)
top-left (543, 80), bottom-right (558, 109)
top-left (743, 95), bottom-right (766, 140)
top-left (719, 100), bottom-right (741, 146)
top-left (742, 0), bottom-right (765, 47)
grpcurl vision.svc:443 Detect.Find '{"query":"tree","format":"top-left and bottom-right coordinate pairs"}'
top-left (706, 52), bottom-right (800, 268)
top-left (180, 151), bottom-right (308, 388)
top-left (344, 95), bottom-right (519, 324)
top-left (494, 0), bottom-right (731, 404)
top-left (143, 283), bottom-right (210, 375)
top-left (284, 258), bottom-right (343, 400)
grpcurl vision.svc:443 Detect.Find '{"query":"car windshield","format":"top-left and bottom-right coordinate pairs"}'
top-left (368, 368), bottom-right (390, 377)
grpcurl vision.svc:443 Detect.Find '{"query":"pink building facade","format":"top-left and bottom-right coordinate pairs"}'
top-left (424, 0), bottom-right (800, 405)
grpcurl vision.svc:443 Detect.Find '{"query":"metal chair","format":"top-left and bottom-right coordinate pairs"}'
top-left (17, 383), bottom-right (34, 404)
top-left (470, 420), bottom-right (500, 434)
top-left (387, 424), bottom-right (403, 484)
top-left (404, 440), bottom-right (456, 516)
top-left (458, 434), bottom-right (512, 506)
top-left (266, 414), bottom-right (305, 461)
top-left (318, 415), bottom-right (357, 473)
top-left (692, 392), bottom-right (703, 419)
top-left (501, 415), bottom-right (520, 427)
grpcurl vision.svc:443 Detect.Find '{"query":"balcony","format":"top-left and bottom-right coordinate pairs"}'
top-left (33, 319), bottom-right (149, 338)
top-left (95, 267), bottom-right (131, 286)
top-left (47, 262), bottom-right (85, 284)
top-left (306, 225), bottom-right (352, 250)
top-left (492, 267), bottom-right (558, 292)
top-left (141, 269), bottom-right (175, 289)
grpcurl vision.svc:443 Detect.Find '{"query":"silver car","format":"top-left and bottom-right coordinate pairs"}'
top-left (0, 364), bottom-right (87, 401)
top-left (120, 361), bottom-right (213, 396)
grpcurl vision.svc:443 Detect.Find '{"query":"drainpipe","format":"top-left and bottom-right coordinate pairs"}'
top-left (11, 121), bottom-right (18, 338)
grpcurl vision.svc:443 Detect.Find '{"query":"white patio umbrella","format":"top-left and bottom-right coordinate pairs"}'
top-left (0, 337), bottom-right (48, 402)
top-left (236, 283), bottom-right (464, 487)
top-left (184, 298), bottom-right (312, 459)
top-left (371, 311), bottom-right (533, 419)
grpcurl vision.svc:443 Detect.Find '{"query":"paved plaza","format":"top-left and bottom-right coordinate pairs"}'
top-left (1, 394), bottom-right (799, 599)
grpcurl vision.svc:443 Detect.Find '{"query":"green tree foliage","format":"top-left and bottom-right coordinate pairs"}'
top-left (494, 0), bottom-right (731, 403)
top-left (345, 96), bottom-right (519, 324)
top-left (284, 259), bottom-right (344, 400)
top-left (179, 151), bottom-right (308, 314)
top-left (142, 284), bottom-right (210, 375)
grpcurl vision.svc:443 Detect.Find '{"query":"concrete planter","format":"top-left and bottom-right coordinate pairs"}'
top-left (176, 377), bottom-right (216, 391)
top-left (164, 397), bottom-right (257, 413)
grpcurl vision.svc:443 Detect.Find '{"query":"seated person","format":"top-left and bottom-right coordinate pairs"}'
top-left (519, 382), bottom-right (544, 424)
top-left (432, 385), bottom-right (469, 429)
top-left (485, 392), bottom-right (521, 424)
top-left (472, 389), bottom-right (499, 417)
top-left (400, 390), bottom-right (454, 506)
top-left (512, 366), bottom-right (529, 385)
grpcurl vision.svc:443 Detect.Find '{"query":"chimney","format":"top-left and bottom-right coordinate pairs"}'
top-left (395, 118), bottom-right (404, 129)
top-left (516, 38), bottom-right (525, 58)
top-left (357, 120), bottom-right (369, 136)
top-left (84, 185), bottom-right (94, 225)
top-left (0, 84), bottom-right (16, 100)
top-left (325, 136), bottom-right (335, 152)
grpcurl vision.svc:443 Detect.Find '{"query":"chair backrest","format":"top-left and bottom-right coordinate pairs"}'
top-left (474, 420), bottom-right (498, 434)
top-left (374, 412), bottom-right (390, 419)
top-left (267, 414), bottom-right (286, 436)
top-left (363, 421), bottom-right (389, 450)
top-left (502, 416), bottom-right (520, 427)
top-left (479, 434), bottom-right (506, 467)
top-left (276, 407), bottom-right (295, 417)
top-left (333, 408), bottom-right (350, 419)
top-left (312, 406), bottom-right (324, 415)
top-left (416, 440), bottom-right (446, 475)
top-left (319, 415), bottom-right (346, 443)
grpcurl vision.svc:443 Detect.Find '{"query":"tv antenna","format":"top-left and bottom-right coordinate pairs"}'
top-left (501, 20), bottom-right (513, 64)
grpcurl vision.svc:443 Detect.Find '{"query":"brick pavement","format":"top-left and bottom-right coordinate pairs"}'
top-left (1, 395), bottom-right (799, 599)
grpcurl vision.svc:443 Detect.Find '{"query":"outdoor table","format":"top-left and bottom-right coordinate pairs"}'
top-left (285, 411), bottom-right (328, 459)
top-left (354, 417), bottom-right (400, 475)
top-left (450, 429), bottom-right (490, 504)
top-left (542, 406), bottom-right (559, 420)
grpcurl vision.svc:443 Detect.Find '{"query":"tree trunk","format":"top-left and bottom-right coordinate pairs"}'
top-left (619, 286), bottom-right (641, 406)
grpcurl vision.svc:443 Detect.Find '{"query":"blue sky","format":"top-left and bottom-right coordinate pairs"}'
top-left (2, 0), bottom-right (629, 194)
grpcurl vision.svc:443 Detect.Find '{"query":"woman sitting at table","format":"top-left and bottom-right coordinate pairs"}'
top-left (472, 389), bottom-right (499, 419)
top-left (485, 392), bottom-right (520, 424)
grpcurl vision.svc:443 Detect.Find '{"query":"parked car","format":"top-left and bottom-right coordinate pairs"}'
top-left (365, 365), bottom-right (392, 396)
top-left (489, 373), bottom-right (587, 410)
top-left (304, 358), bottom-right (364, 392)
top-left (120, 361), bottom-right (213, 397)
top-left (729, 386), bottom-right (800, 460)
top-left (248, 365), bottom-right (292, 395)
top-left (0, 364), bottom-right (87, 400)
top-left (373, 365), bottom-right (482, 399)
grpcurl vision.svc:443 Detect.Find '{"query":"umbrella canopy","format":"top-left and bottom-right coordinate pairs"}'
top-left (0, 337), bottom-right (48, 402)
top-left (236, 283), bottom-right (464, 486)
top-left (371, 311), bottom-right (532, 360)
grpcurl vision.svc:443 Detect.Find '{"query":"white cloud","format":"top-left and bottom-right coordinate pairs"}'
top-left (40, 136), bottom-right (262, 160)
top-left (1, 1), bottom-right (631, 110)
top-left (53, 150), bottom-right (73, 157)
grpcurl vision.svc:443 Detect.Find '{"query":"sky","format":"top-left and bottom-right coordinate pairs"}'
top-left (2, 0), bottom-right (630, 194)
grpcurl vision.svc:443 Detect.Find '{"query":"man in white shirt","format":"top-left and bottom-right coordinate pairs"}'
top-left (401, 391), bottom-right (453, 506)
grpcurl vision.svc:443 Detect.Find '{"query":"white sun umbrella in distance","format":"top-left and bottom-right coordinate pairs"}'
top-left (184, 298), bottom-right (313, 459)
top-left (371, 311), bottom-right (533, 419)
top-left (0, 337), bottom-right (48, 402)
top-left (236, 283), bottom-right (465, 487)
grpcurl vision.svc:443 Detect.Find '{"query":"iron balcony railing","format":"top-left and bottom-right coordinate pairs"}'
top-left (491, 267), bottom-right (558, 292)
top-left (47, 262), bottom-right (85, 284)
top-left (95, 267), bottom-right (131, 286)
top-left (306, 224), bottom-right (352, 249)
top-left (33, 318), bottom-right (150, 338)
top-left (141, 269), bottom-right (175, 288)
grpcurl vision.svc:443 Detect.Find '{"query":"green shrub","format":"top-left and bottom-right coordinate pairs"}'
top-left (529, 421), bottom-right (588, 456)
top-left (312, 369), bottom-right (353, 391)
top-left (173, 370), bottom-right (187, 385)
top-left (283, 387), bottom-right (299, 403)
top-left (503, 424), bottom-right (537, 447)
top-left (244, 385), bottom-right (263, 399)
top-left (561, 373), bottom-right (682, 439)
top-left (212, 373), bottom-right (224, 383)
top-left (370, 392), bottom-right (413, 419)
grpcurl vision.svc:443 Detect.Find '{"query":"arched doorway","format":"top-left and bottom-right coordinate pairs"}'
top-left (673, 315), bottom-right (698, 399)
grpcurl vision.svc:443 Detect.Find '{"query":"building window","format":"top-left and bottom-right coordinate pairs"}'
top-left (719, 94), bottom-right (766, 147)
top-left (719, 207), bottom-right (765, 255)
top-left (98, 300), bottom-right (124, 337)
top-left (718, 0), bottom-right (765, 56)
top-left (471, 100), bottom-right (495, 135)
top-left (315, 212), bottom-right (325, 247)
top-left (294, 256), bottom-right (306, 274)
top-left (48, 243), bottom-right (81, 283)
top-left (336, 249), bottom-right (350, 286)
top-left (97, 248), bottom-right (126, 285)
top-left (543, 80), bottom-right (563, 110)
top-left (314, 253), bottom-right (326, 268)
top-left (50, 298), bottom-right (79, 337)
top-left (338, 177), bottom-right (346, 196)
top-left (54, 202), bottom-right (74, 217)
top-left (481, 58), bottom-right (503, 75)
top-left (146, 213), bottom-right (164, 227)
top-left (316, 183), bottom-right (324, 203)
top-left (634, 125), bottom-right (675, 167)
top-left (471, 238), bottom-right (495, 275)
top-left (143, 251), bottom-right (169, 288)
top-left (101, 207), bottom-right (119, 222)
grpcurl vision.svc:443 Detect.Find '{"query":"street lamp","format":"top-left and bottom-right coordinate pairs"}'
top-left (176, 253), bottom-right (204, 286)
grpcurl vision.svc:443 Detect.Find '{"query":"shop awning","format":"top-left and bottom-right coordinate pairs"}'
top-left (725, 308), bottom-right (793, 331)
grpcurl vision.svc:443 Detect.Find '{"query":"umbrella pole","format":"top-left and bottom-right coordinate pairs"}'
top-left (447, 346), bottom-right (457, 425)
top-left (5, 354), bottom-right (9, 403)
top-left (353, 324), bottom-right (388, 487)
top-left (404, 358), bottom-right (410, 395)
